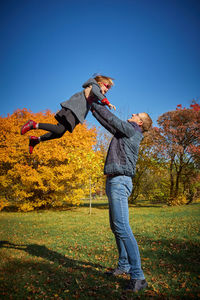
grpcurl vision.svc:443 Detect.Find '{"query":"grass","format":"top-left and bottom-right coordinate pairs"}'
top-left (0, 201), bottom-right (200, 299)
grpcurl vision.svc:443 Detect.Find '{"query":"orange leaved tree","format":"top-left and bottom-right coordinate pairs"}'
top-left (0, 109), bottom-right (104, 211)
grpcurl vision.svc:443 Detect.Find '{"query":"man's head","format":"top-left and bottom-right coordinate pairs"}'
top-left (128, 113), bottom-right (152, 132)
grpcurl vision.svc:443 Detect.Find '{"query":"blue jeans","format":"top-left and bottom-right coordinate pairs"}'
top-left (106, 175), bottom-right (145, 280)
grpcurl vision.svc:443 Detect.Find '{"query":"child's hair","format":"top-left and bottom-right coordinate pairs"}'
top-left (140, 113), bottom-right (153, 132)
top-left (94, 75), bottom-right (114, 87)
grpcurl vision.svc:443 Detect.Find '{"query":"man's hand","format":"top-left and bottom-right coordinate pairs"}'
top-left (108, 103), bottom-right (116, 110)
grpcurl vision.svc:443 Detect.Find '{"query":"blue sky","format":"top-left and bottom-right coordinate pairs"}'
top-left (1, 0), bottom-right (199, 127)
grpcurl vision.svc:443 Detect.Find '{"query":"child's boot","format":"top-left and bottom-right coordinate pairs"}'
top-left (21, 120), bottom-right (37, 135)
top-left (29, 136), bottom-right (40, 154)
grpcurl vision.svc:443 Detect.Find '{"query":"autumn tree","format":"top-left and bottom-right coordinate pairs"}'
top-left (156, 101), bottom-right (200, 205)
top-left (0, 109), bottom-right (104, 211)
top-left (128, 127), bottom-right (169, 204)
top-left (129, 101), bottom-right (200, 206)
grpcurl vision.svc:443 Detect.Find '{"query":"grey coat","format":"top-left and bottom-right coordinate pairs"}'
top-left (60, 78), bottom-right (105, 124)
top-left (92, 102), bottom-right (143, 177)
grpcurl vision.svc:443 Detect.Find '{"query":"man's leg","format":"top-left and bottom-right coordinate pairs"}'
top-left (106, 176), bottom-right (130, 273)
top-left (106, 175), bottom-right (145, 280)
top-left (108, 202), bottom-right (130, 273)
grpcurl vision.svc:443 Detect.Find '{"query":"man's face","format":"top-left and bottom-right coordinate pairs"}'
top-left (128, 113), bottom-right (143, 126)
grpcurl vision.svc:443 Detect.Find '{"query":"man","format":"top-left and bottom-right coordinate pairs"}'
top-left (91, 102), bottom-right (152, 292)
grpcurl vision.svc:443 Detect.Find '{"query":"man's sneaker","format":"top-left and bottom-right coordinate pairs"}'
top-left (105, 268), bottom-right (128, 276)
top-left (21, 120), bottom-right (37, 135)
top-left (29, 136), bottom-right (40, 154)
top-left (124, 279), bottom-right (148, 292)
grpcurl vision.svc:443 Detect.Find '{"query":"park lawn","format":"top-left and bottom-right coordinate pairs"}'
top-left (0, 202), bottom-right (200, 299)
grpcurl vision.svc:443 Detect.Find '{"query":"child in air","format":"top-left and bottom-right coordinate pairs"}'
top-left (21, 75), bottom-right (115, 154)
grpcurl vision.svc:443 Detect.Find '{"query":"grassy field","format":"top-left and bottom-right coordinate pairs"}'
top-left (0, 201), bottom-right (200, 299)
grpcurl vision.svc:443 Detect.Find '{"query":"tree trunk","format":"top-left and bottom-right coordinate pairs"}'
top-left (174, 154), bottom-right (183, 197)
top-left (169, 157), bottom-right (174, 198)
top-left (186, 198), bottom-right (194, 205)
top-left (89, 176), bottom-right (92, 215)
top-left (175, 171), bottom-right (181, 197)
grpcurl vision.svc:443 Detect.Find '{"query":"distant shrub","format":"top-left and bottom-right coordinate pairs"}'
top-left (167, 195), bottom-right (187, 206)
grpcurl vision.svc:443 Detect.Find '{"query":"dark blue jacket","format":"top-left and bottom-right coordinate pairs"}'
top-left (92, 103), bottom-right (143, 177)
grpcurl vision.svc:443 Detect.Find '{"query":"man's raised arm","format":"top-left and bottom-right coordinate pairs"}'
top-left (91, 102), bottom-right (134, 137)
top-left (91, 103), bottom-right (116, 135)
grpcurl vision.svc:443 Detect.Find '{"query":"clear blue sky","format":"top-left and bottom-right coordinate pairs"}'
top-left (1, 0), bottom-right (199, 127)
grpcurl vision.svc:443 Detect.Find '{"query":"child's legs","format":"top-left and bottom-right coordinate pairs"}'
top-left (38, 123), bottom-right (67, 141)
top-left (38, 122), bottom-right (67, 135)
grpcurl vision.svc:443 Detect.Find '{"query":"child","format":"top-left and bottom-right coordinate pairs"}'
top-left (21, 75), bottom-right (115, 154)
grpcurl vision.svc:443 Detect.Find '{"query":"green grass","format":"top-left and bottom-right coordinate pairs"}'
top-left (0, 202), bottom-right (200, 299)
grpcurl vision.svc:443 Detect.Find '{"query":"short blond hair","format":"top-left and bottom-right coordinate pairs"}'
top-left (94, 75), bottom-right (114, 87)
top-left (140, 113), bottom-right (152, 132)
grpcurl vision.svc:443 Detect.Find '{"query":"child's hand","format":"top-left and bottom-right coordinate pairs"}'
top-left (108, 103), bottom-right (116, 110)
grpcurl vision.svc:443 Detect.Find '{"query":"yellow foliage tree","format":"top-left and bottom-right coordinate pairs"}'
top-left (0, 109), bottom-right (104, 211)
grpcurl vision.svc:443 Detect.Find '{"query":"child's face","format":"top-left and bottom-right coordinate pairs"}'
top-left (100, 82), bottom-right (111, 95)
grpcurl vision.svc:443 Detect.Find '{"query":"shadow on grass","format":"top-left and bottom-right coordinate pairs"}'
top-left (80, 201), bottom-right (163, 209)
top-left (131, 204), bottom-right (163, 208)
top-left (1, 237), bottom-right (199, 299)
top-left (0, 241), bottom-right (102, 269)
top-left (80, 202), bottom-right (109, 209)
top-left (0, 241), bottom-right (130, 299)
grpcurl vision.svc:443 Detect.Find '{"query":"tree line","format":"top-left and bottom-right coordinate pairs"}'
top-left (0, 101), bottom-right (199, 211)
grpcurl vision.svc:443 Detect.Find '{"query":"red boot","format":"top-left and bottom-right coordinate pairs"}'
top-left (29, 136), bottom-right (40, 154)
top-left (21, 120), bottom-right (37, 135)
